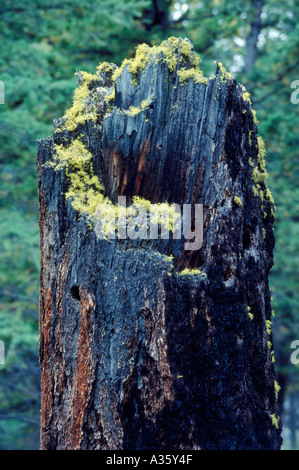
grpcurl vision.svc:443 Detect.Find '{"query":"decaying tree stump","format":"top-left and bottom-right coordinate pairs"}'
top-left (37, 38), bottom-right (282, 450)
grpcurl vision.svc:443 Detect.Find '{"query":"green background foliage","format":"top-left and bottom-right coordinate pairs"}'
top-left (0, 0), bottom-right (298, 449)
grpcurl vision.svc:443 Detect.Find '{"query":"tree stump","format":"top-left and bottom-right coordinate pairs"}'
top-left (37, 37), bottom-right (282, 450)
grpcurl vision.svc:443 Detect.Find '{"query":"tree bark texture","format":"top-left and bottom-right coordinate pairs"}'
top-left (37, 38), bottom-right (282, 450)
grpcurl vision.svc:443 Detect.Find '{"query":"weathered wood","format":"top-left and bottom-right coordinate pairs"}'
top-left (37, 38), bottom-right (282, 450)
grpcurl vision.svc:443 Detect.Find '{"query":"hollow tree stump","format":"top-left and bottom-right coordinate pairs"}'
top-left (37, 38), bottom-right (282, 450)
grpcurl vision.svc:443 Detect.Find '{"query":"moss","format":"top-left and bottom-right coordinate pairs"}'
top-left (248, 129), bottom-right (253, 146)
top-left (257, 136), bottom-right (267, 171)
top-left (243, 91), bottom-right (252, 104)
top-left (233, 196), bottom-right (242, 207)
top-left (265, 187), bottom-right (275, 205)
top-left (104, 89), bottom-right (115, 107)
top-left (124, 106), bottom-right (141, 117)
top-left (251, 167), bottom-right (259, 183)
top-left (252, 109), bottom-right (259, 124)
top-left (274, 380), bottom-right (281, 401)
top-left (177, 67), bottom-right (207, 85)
top-left (216, 61), bottom-right (233, 81)
top-left (252, 165), bottom-right (268, 185)
top-left (247, 306), bottom-right (254, 320)
top-left (113, 37), bottom-right (205, 87)
top-left (252, 185), bottom-right (260, 197)
top-left (242, 90), bottom-right (259, 125)
top-left (248, 136), bottom-right (275, 220)
top-left (55, 62), bottom-right (118, 135)
top-left (62, 72), bottom-right (99, 132)
top-left (50, 140), bottom-right (105, 216)
top-left (96, 62), bottom-right (116, 75)
top-left (51, 139), bottom-right (94, 171)
top-left (262, 227), bottom-right (266, 239)
top-left (141, 96), bottom-right (153, 110)
top-left (266, 319), bottom-right (272, 335)
top-left (179, 268), bottom-right (202, 276)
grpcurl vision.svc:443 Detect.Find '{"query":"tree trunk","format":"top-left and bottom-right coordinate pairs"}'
top-left (37, 38), bottom-right (282, 450)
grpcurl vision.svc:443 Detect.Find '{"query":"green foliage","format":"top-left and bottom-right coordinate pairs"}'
top-left (0, 210), bottom-right (40, 449)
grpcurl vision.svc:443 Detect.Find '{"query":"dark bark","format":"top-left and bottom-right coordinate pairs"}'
top-left (37, 39), bottom-right (282, 450)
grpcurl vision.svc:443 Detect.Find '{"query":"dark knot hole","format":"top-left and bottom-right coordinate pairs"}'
top-left (70, 285), bottom-right (81, 301)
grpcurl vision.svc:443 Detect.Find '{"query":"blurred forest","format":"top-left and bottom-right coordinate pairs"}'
top-left (0, 0), bottom-right (298, 450)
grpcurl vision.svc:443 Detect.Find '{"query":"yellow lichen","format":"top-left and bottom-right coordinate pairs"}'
top-left (131, 196), bottom-right (180, 233)
top-left (49, 140), bottom-right (107, 220)
top-left (248, 136), bottom-right (275, 215)
top-left (265, 187), bottom-right (275, 205)
top-left (249, 129), bottom-right (253, 146)
top-left (51, 140), bottom-right (94, 171)
top-left (257, 136), bottom-right (267, 171)
top-left (266, 319), bottom-right (272, 335)
top-left (217, 61), bottom-right (233, 81)
top-left (113, 37), bottom-right (205, 87)
top-left (262, 228), bottom-right (266, 239)
top-left (252, 185), bottom-right (260, 197)
top-left (105, 89), bottom-right (115, 105)
top-left (96, 62), bottom-right (116, 75)
top-left (141, 97), bottom-right (152, 110)
top-left (177, 67), bottom-right (207, 85)
top-left (61, 72), bottom-right (99, 132)
top-left (243, 91), bottom-right (252, 104)
top-left (252, 109), bottom-right (259, 124)
top-left (124, 106), bottom-right (141, 117)
top-left (252, 165), bottom-right (268, 185)
top-left (179, 268), bottom-right (202, 276)
top-left (247, 306), bottom-right (254, 320)
top-left (274, 380), bottom-right (281, 401)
